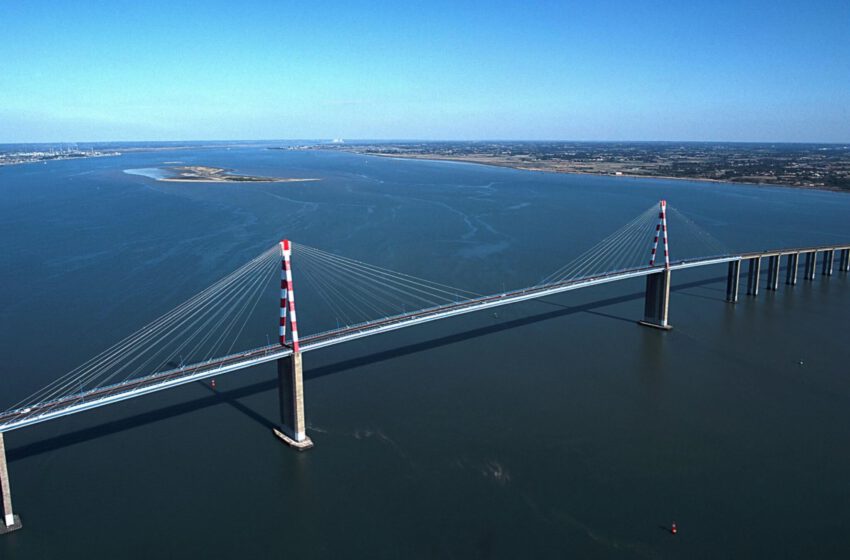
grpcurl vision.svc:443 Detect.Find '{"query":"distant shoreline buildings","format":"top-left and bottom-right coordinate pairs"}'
top-left (308, 141), bottom-right (850, 191)
top-left (0, 147), bottom-right (121, 166)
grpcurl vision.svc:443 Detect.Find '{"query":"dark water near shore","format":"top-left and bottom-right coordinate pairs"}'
top-left (2, 148), bottom-right (850, 558)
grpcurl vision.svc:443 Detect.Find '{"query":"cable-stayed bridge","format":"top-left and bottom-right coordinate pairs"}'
top-left (2, 200), bottom-right (849, 534)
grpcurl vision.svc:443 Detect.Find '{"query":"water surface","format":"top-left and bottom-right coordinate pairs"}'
top-left (1, 148), bottom-right (850, 558)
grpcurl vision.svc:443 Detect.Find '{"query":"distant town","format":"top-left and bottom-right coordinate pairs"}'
top-left (0, 146), bottom-right (120, 166)
top-left (300, 141), bottom-right (850, 191)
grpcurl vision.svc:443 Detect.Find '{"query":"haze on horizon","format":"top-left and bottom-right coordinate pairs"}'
top-left (1, 0), bottom-right (848, 144)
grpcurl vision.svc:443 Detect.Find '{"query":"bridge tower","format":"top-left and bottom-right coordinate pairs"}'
top-left (639, 200), bottom-right (672, 330)
top-left (273, 240), bottom-right (313, 450)
top-left (0, 433), bottom-right (22, 533)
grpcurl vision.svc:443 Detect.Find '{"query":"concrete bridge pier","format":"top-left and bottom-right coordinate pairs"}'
top-left (786, 253), bottom-right (799, 286)
top-left (274, 352), bottom-right (313, 450)
top-left (0, 433), bottom-right (22, 534)
top-left (766, 255), bottom-right (780, 291)
top-left (726, 260), bottom-right (740, 303)
top-left (747, 257), bottom-right (761, 296)
top-left (839, 249), bottom-right (849, 272)
top-left (804, 252), bottom-right (817, 280)
top-left (822, 250), bottom-right (835, 276)
top-left (840, 249), bottom-right (850, 273)
top-left (639, 270), bottom-right (672, 330)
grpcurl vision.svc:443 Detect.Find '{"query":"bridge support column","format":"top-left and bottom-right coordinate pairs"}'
top-left (766, 255), bottom-right (780, 291)
top-left (840, 249), bottom-right (850, 272)
top-left (786, 253), bottom-right (799, 286)
top-left (639, 270), bottom-right (671, 330)
top-left (747, 257), bottom-right (761, 296)
top-left (804, 252), bottom-right (817, 280)
top-left (0, 433), bottom-right (22, 534)
top-left (274, 352), bottom-right (313, 450)
top-left (822, 250), bottom-right (835, 276)
top-left (726, 261), bottom-right (740, 303)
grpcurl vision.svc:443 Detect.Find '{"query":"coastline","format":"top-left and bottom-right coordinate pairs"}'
top-left (0, 152), bottom-right (121, 167)
top-left (330, 150), bottom-right (848, 194)
top-left (152, 165), bottom-right (319, 184)
top-left (158, 177), bottom-right (320, 184)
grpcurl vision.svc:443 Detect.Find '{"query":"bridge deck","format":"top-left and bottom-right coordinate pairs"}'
top-left (2, 244), bottom-right (847, 433)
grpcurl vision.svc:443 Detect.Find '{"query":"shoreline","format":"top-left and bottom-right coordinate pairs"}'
top-left (328, 150), bottom-right (848, 194)
top-left (158, 177), bottom-right (320, 184)
top-left (0, 152), bottom-right (121, 167)
top-left (155, 165), bottom-right (319, 184)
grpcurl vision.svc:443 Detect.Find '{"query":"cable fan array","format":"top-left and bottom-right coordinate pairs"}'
top-left (11, 245), bottom-right (281, 414)
top-left (539, 204), bottom-right (661, 285)
top-left (292, 243), bottom-right (483, 335)
top-left (6, 202), bottom-right (732, 419)
top-left (539, 202), bottom-right (730, 286)
top-left (664, 207), bottom-right (728, 260)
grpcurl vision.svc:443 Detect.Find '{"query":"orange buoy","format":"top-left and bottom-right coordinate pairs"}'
top-left (671, 522), bottom-right (677, 535)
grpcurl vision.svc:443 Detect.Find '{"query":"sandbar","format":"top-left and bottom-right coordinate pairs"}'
top-left (158, 165), bottom-right (319, 183)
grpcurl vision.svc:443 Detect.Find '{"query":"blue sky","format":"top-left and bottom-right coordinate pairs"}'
top-left (1, 0), bottom-right (848, 142)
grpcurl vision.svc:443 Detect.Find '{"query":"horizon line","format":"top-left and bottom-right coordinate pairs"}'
top-left (2, 138), bottom-right (849, 146)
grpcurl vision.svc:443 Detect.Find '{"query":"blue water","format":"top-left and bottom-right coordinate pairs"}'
top-left (1, 147), bottom-right (850, 558)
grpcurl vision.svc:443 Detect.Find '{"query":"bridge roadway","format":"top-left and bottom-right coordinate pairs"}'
top-left (2, 244), bottom-right (847, 433)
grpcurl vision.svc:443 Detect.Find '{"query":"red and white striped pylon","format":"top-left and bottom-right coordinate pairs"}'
top-left (649, 200), bottom-right (670, 268)
top-left (279, 242), bottom-right (287, 346)
top-left (279, 239), bottom-right (301, 352)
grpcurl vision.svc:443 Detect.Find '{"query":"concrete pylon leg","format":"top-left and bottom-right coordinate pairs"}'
top-left (273, 352), bottom-right (313, 450)
top-left (786, 253), bottom-right (799, 286)
top-left (840, 249), bottom-right (849, 272)
top-left (804, 252), bottom-right (817, 280)
top-left (0, 433), bottom-right (23, 534)
top-left (747, 257), bottom-right (761, 296)
top-left (822, 250), bottom-right (834, 276)
top-left (726, 260), bottom-right (740, 303)
top-left (638, 270), bottom-right (672, 330)
top-left (766, 255), bottom-right (780, 291)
